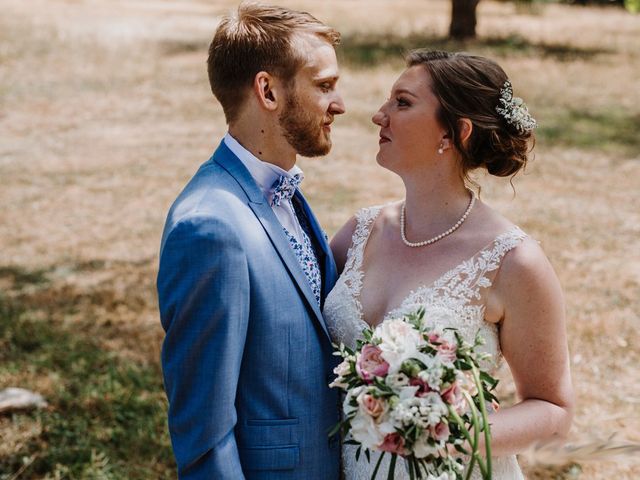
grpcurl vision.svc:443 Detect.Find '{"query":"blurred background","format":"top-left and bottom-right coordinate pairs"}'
top-left (1, 0), bottom-right (638, 478)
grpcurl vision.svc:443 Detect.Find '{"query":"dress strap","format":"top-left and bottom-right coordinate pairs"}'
top-left (340, 206), bottom-right (383, 299)
top-left (457, 226), bottom-right (529, 301)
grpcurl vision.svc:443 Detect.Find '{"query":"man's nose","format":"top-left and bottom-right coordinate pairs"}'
top-left (330, 92), bottom-right (346, 115)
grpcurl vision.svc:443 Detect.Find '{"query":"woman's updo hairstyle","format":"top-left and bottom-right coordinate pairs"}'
top-left (406, 50), bottom-right (535, 178)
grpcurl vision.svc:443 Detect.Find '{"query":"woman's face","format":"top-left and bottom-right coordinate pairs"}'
top-left (372, 66), bottom-right (447, 174)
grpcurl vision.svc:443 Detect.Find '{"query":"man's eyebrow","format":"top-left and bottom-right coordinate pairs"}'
top-left (313, 74), bottom-right (340, 82)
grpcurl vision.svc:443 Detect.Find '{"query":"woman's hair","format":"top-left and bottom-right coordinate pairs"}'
top-left (406, 50), bottom-right (535, 179)
top-left (208, 2), bottom-right (340, 124)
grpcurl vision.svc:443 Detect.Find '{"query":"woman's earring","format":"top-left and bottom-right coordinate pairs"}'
top-left (437, 144), bottom-right (444, 155)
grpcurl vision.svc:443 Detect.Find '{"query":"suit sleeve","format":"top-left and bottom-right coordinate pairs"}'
top-left (157, 216), bottom-right (249, 479)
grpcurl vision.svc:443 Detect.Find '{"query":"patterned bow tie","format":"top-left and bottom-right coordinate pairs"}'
top-left (270, 173), bottom-right (302, 207)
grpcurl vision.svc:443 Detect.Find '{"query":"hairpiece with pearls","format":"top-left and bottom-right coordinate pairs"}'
top-left (495, 80), bottom-right (537, 134)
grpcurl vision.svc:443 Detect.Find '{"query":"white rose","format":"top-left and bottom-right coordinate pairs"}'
top-left (374, 318), bottom-right (424, 374)
top-left (350, 409), bottom-right (384, 449)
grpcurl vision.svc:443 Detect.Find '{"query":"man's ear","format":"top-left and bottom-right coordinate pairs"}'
top-left (254, 71), bottom-right (280, 112)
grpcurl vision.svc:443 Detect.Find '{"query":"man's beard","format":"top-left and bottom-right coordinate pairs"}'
top-left (279, 91), bottom-right (331, 157)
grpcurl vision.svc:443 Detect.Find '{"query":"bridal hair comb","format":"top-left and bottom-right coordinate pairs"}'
top-left (495, 80), bottom-right (537, 134)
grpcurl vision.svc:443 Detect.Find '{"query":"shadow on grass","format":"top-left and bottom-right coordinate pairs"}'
top-left (0, 267), bottom-right (175, 479)
top-left (157, 32), bottom-right (612, 66)
top-left (0, 266), bottom-right (49, 289)
top-left (337, 32), bottom-right (613, 67)
top-left (537, 109), bottom-right (640, 156)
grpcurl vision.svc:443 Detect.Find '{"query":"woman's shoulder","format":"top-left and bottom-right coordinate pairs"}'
top-left (494, 228), bottom-right (561, 306)
top-left (329, 201), bottom-right (400, 272)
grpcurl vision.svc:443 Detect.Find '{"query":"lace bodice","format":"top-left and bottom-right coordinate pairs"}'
top-left (323, 205), bottom-right (527, 480)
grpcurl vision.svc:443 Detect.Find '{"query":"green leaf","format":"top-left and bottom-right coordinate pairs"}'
top-left (371, 452), bottom-right (385, 480)
top-left (387, 453), bottom-right (397, 480)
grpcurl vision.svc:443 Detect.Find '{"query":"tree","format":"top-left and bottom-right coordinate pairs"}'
top-left (449, 0), bottom-right (481, 40)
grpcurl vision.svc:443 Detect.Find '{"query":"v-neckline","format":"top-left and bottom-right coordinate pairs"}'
top-left (353, 210), bottom-right (522, 329)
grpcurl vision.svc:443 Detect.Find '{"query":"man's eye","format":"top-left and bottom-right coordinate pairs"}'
top-left (320, 83), bottom-right (331, 92)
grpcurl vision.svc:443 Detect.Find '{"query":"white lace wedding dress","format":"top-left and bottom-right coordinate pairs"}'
top-left (323, 206), bottom-right (527, 480)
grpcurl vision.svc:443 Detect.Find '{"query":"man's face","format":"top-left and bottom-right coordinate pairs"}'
top-left (279, 34), bottom-right (345, 157)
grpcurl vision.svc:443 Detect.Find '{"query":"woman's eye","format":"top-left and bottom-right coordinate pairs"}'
top-left (396, 97), bottom-right (410, 107)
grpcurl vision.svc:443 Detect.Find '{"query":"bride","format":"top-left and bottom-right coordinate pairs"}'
top-left (323, 50), bottom-right (574, 479)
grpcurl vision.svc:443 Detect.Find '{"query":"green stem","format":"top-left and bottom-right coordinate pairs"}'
top-left (371, 451), bottom-right (385, 480)
top-left (408, 457), bottom-right (415, 480)
top-left (471, 363), bottom-right (493, 479)
top-left (447, 405), bottom-right (473, 448)
top-left (463, 391), bottom-right (481, 480)
top-left (387, 453), bottom-right (397, 480)
top-left (449, 403), bottom-right (477, 480)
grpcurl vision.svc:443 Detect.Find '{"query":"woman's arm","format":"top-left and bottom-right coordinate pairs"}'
top-left (483, 237), bottom-right (574, 457)
top-left (329, 215), bottom-right (358, 275)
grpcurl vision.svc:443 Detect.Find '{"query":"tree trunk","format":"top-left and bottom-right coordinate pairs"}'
top-left (449, 0), bottom-right (481, 40)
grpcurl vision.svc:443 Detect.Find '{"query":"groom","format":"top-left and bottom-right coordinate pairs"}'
top-left (157, 3), bottom-right (345, 479)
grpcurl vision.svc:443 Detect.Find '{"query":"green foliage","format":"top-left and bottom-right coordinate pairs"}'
top-left (625, 0), bottom-right (640, 12)
top-left (0, 284), bottom-right (175, 479)
top-left (537, 108), bottom-right (640, 155)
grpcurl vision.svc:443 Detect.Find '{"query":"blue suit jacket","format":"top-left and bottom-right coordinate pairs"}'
top-left (157, 142), bottom-right (341, 479)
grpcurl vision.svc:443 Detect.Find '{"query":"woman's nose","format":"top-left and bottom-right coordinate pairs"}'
top-left (372, 108), bottom-right (388, 127)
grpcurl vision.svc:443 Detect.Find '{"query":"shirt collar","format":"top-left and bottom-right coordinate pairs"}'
top-left (223, 132), bottom-right (304, 195)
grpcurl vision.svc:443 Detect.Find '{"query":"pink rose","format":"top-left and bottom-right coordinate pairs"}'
top-left (356, 345), bottom-right (390, 383)
top-left (429, 421), bottom-right (450, 442)
top-left (361, 394), bottom-right (387, 420)
top-left (441, 382), bottom-right (465, 412)
top-left (437, 341), bottom-right (457, 362)
top-left (427, 331), bottom-right (441, 344)
top-left (409, 377), bottom-right (431, 397)
top-left (379, 432), bottom-right (407, 456)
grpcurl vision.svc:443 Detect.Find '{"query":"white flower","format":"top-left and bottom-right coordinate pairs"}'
top-left (418, 359), bottom-right (444, 391)
top-left (385, 372), bottom-right (410, 390)
top-left (329, 359), bottom-right (351, 388)
top-left (495, 80), bottom-right (537, 133)
top-left (426, 473), bottom-right (457, 480)
top-left (350, 409), bottom-right (385, 449)
top-left (413, 431), bottom-right (440, 459)
top-left (391, 393), bottom-right (449, 429)
top-left (343, 385), bottom-right (364, 416)
top-left (420, 392), bottom-right (449, 426)
top-left (334, 359), bottom-right (351, 377)
top-left (348, 388), bottom-right (387, 449)
top-left (374, 318), bottom-right (424, 374)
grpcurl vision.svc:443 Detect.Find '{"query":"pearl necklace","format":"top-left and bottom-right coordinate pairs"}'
top-left (400, 190), bottom-right (476, 247)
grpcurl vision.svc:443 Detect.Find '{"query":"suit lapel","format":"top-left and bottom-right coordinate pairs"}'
top-left (213, 142), bottom-right (331, 341)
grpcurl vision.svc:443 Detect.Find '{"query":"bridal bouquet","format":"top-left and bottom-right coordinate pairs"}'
top-left (329, 308), bottom-right (498, 480)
